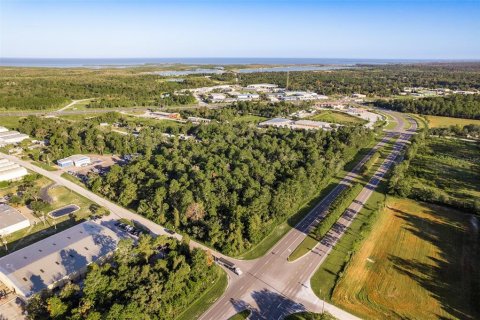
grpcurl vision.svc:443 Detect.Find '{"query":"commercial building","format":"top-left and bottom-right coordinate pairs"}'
top-left (294, 120), bottom-right (336, 130)
top-left (0, 204), bottom-right (30, 236)
top-left (0, 221), bottom-right (120, 299)
top-left (0, 130), bottom-right (29, 146)
top-left (187, 117), bottom-right (212, 124)
top-left (57, 155), bottom-right (91, 168)
top-left (258, 118), bottom-right (294, 128)
top-left (150, 111), bottom-right (182, 120)
top-left (209, 93), bottom-right (226, 102)
top-left (246, 84), bottom-right (279, 92)
top-left (282, 91), bottom-right (328, 101)
top-left (259, 118), bottom-right (337, 131)
top-left (0, 159), bottom-right (28, 182)
top-left (237, 93), bottom-right (260, 101)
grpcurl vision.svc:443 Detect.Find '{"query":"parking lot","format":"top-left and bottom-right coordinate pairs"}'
top-left (0, 282), bottom-right (25, 320)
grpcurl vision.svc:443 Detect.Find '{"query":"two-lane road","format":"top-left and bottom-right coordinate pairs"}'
top-left (199, 111), bottom-right (417, 320)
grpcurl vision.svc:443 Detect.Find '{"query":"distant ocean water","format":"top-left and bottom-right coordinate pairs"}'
top-left (0, 57), bottom-right (466, 68)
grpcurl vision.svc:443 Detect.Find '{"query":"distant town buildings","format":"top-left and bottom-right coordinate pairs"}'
top-left (246, 83), bottom-right (279, 92)
top-left (179, 83), bottom-right (329, 104)
top-left (259, 118), bottom-right (337, 131)
top-left (401, 87), bottom-right (479, 97)
top-left (209, 93), bottom-right (227, 102)
top-left (187, 117), bottom-right (212, 124)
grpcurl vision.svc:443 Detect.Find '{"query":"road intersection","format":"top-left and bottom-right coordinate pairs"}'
top-left (0, 110), bottom-right (417, 320)
top-left (198, 111), bottom-right (417, 320)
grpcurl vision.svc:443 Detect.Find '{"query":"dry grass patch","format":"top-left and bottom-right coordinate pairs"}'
top-left (426, 115), bottom-right (480, 128)
top-left (331, 197), bottom-right (480, 319)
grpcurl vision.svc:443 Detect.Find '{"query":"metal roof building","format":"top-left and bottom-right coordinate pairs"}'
top-left (0, 221), bottom-right (120, 299)
top-left (0, 158), bottom-right (28, 182)
top-left (0, 204), bottom-right (30, 236)
top-left (56, 155), bottom-right (91, 168)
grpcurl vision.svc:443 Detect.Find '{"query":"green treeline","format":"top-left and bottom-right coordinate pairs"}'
top-left (238, 64), bottom-right (480, 96)
top-left (179, 101), bottom-right (311, 120)
top-left (26, 235), bottom-right (220, 320)
top-left (313, 183), bottom-right (364, 240)
top-left (360, 151), bottom-right (381, 174)
top-left (0, 68), bottom-right (212, 110)
top-left (19, 115), bottom-right (150, 160)
top-left (375, 94), bottom-right (480, 119)
top-left (388, 130), bottom-right (426, 197)
top-left (430, 124), bottom-right (480, 139)
top-left (389, 131), bottom-right (480, 214)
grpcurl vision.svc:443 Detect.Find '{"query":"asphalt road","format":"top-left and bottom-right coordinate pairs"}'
top-left (0, 110), bottom-right (417, 320)
top-left (0, 153), bottom-right (237, 263)
top-left (199, 111), bottom-right (417, 320)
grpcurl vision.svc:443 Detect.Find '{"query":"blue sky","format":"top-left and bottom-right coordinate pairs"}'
top-left (1, 0), bottom-right (479, 59)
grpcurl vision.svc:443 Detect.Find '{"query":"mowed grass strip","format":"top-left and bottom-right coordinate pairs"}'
top-left (288, 183), bottom-right (363, 262)
top-left (176, 267), bottom-right (228, 320)
top-left (330, 197), bottom-right (480, 320)
top-left (426, 115), bottom-right (480, 128)
top-left (309, 110), bottom-right (367, 125)
top-left (310, 178), bottom-right (387, 306)
top-left (290, 138), bottom-right (392, 262)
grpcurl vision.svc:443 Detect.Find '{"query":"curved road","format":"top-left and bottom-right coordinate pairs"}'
top-left (0, 110), bottom-right (417, 320)
top-left (199, 111), bottom-right (417, 320)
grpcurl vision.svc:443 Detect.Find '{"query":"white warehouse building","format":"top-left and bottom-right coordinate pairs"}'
top-left (0, 204), bottom-right (30, 236)
top-left (0, 221), bottom-right (120, 299)
top-left (57, 155), bottom-right (91, 168)
top-left (0, 130), bottom-right (29, 146)
top-left (0, 158), bottom-right (28, 182)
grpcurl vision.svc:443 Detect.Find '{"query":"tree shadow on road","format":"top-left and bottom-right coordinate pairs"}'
top-left (230, 289), bottom-right (307, 320)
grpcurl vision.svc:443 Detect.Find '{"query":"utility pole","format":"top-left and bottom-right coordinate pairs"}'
top-left (286, 71), bottom-right (290, 90)
top-left (1, 235), bottom-right (8, 251)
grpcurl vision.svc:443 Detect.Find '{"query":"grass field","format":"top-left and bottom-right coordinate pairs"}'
top-left (407, 137), bottom-right (480, 207)
top-left (426, 115), bottom-right (480, 128)
top-left (310, 176), bottom-right (387, 304)
top-left (0, 177), bottom-right (95, 257)
top-left (0, 116), bottom-right (24, 129)
top-left (408, 113), bottom-right (428, 129)
top-left (231, 115), bottom-right (267, 124)
top-left (176, 267), bottom-right (228, 320)
top-left (308, 110), bottom-right (367, 125)
top-left (330, 197), bottom-right (480, 320)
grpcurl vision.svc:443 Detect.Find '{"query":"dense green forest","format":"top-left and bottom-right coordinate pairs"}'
top-left (179, 101), bottom-right (311, 120)
top-left (2, 63), bottom-right (480, 110)
top-left (237, 64), bottom-right (480, 96)
top-left (88, 125), bottom-right (374, 254)
top-left (375, 94), bottom-right (480, 119)
top-left (19, 114), bottom-right (375, 255)
top-left (0, 68), bottom-right (212, 110)
top-left (26, 235), bottom-right (220, 320)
